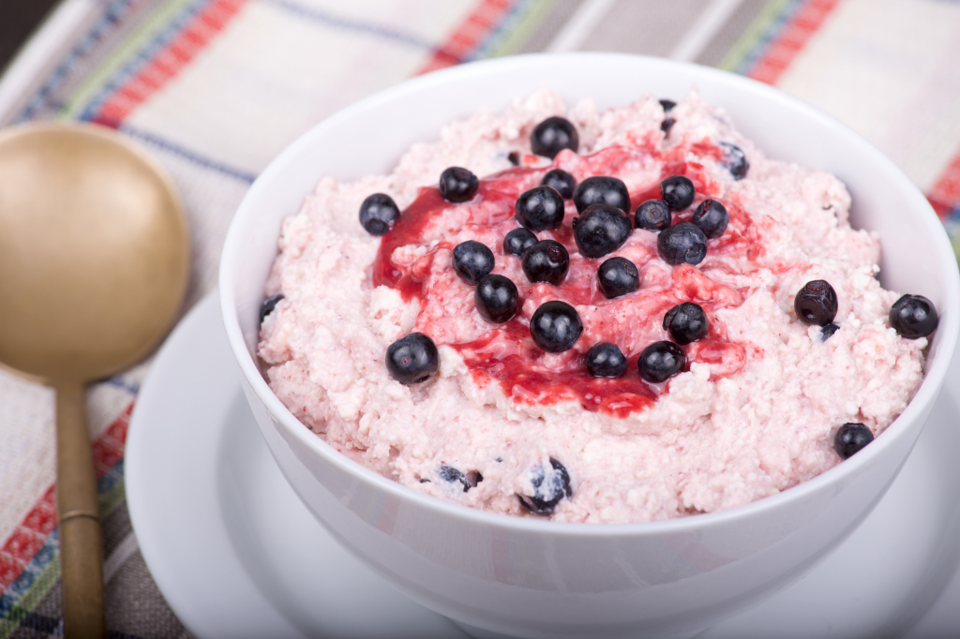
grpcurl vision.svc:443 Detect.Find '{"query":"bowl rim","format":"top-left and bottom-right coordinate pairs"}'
top-left (219, 51), bottom-right (960, 536)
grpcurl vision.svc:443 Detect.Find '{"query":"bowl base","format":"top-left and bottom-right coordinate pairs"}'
top-left (450, 618), bottom-right (707, 639)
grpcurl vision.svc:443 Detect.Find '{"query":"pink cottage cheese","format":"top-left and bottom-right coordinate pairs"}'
top-left (258, 91), bottom-right (927, 524)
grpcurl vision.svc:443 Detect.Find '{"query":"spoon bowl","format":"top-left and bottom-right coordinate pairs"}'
top-left (0, 122), bottom-right (189, 637)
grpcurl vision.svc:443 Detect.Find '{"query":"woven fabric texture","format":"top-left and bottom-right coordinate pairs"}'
top-left (1, 0), bottom-right (959, 636)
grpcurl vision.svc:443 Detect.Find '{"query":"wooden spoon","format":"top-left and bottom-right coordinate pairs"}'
top-left (0, 122), bottom-right (189, 638)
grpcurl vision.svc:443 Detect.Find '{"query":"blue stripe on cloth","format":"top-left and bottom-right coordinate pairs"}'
top-left (262, 0), bottom-right (436, 50)
top-left (1, 456), bottom-right (128, 623)
top-left (78, 0), bottom-right (211, 123)
top-left (0, 529), bottom-right (58, 618)
top-left (119, 124), bottom-right (259, 183)
top-left (732, 0), bottom-right (806, 76)
top-left (947, 203), bottom-right (960, 223)
top-left (468, 0), bottom-right (534, 61)
top-left (17, 0), bottom-right (139, 122)
top-left (97, 459), bottom-right (126, 501)
top-left (105, 376), bottom-right (141, 396)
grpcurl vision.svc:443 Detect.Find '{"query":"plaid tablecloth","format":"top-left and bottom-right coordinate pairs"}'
top-left (1, 0), bottom-right (959, 637)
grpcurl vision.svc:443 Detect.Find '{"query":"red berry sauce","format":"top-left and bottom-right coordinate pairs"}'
top-left (373, 140), bottom-right (759, 417)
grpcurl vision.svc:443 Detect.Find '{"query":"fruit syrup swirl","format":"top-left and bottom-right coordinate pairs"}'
top-left (373, 140), bottom-right (760, 418)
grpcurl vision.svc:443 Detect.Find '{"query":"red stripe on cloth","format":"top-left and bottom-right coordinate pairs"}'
top-left (748, 0), bottom-right (842, 85)
top-left (927, 148), bottom-right (960, 220)
top-left (92, 403), bottom-right (133, 476)
top-left (0, 402), bottom-right (134, 591)
top-left (93, 0), bottom-right (248, 126)
top-left (415, 0), bottom-right (517, 75)
top-left (0, 488), bottom-right (54, 590)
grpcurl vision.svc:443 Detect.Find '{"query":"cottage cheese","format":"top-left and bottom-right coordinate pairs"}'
top-left (258, 91), bottom-right (926, 523)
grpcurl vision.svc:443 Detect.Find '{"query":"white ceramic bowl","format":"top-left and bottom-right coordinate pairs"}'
top-left (219, 53), bottom-right (960, 639)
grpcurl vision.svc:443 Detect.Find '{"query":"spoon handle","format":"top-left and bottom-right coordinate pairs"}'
top-left (55, 381), bottom-right (106, 639)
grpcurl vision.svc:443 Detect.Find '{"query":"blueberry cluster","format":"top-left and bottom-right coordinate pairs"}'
top-left (791, 280), bottom-right (938, 460)
top-left (635, 302), bottom-right (709, 383)
top-left (510, 137), bottom-right (640, 359)
top-left (580, 300), bottom-right (708, 386)
top-left (349, 112), bottom-right (944, 521)
top-left (658, 98), bottom-right (750, 180)
top-left (648, 175), bottom-right (731, 266)
top-left (367, 124), bottom-right (748, 403)
top-left (660, 99), bottom-right (676, 135)
top-left (793, 280), bottom-right (938, 343)
top-left (452, 239), bottom-right (522, 324)
top-left (368, 120), bottom-right (750, 390)
top-left (357, 165), bottom-right (484, 239)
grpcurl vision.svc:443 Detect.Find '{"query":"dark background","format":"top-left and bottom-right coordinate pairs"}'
top-left (0, 0), bottom-right (62, 74)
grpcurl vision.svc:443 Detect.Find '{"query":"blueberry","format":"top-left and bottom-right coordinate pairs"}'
top-left (573, 176), bottom-right (631, 214)
top-left (663, 302), bottom-right (708, 345)
top-left (439, 465), bottom-right (482, 492)
top-left (476, 274), bottom-right (520, 323)
top-left (531, 116), bottom-right (579, 159)
top-left (637, 341), bottom-right (685, 383)
top-left (720, 142), bottom-right (749, 180)
top-left (507, 151), bottom-right (520, 166)
top-left (386, 333), bottom-right (439, 384)
top-left (794, 280), bottom-right (838, 326)
top-left (657, 221), bottom-right (707, 265)
top-left (597, 256), bottom-right (640, 299)
top-left (585, 342), bottom-right (627, 378)
top-left (660, 99), bottom-right (677, 135)
top-left (834, 423), bottom-right (874, 459)
top-left (660, 175), bottom-right (696, 211)
top-left (889, 294), bottom-right (938, 339)
top-left (503, 228), bottom-right (538, 257)
top-left (453, 240), bottom-right (495, 284)
top-left (541, 168), bottom-right (577, 199)
top-left (530, 301), bottom-right (582, 353)
top-left (358, 193), bottom-right (400, 235)
top-left (515, 185), bottom-right (565, 231)
top-left (635, 199), bottom-right (671, 231)
top-left (821, 322), bottom-right (840, 341)
top-left (259, 293), bottom-right (284, 323)
top-left (517, 457), bottom-right (572, 515)
top-left (573, 203), bottom-right (633, 259)
top-left (692, 199), bottom-right (729, 239)
top-left (439, 166), bottom-right (479, 203)
top-left (522, 240), bottom-right (569, 285)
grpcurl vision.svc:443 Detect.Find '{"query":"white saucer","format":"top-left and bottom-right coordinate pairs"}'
top-left (127, 292), bottom-right (960, 639)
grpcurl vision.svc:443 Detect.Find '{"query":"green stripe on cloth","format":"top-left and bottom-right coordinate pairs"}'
top-left (717, 0), bottom-right (792, 73)
top-left (100, 477), bottom-right (128, 524)
top-left (0, 557), bottom-right (59, 639)
top-left (59, 0), bottom-right (198, 120)
top-left (478, 0), bottom-right (561, 58)
top-left (0, 477), bottom-right (128, 639)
